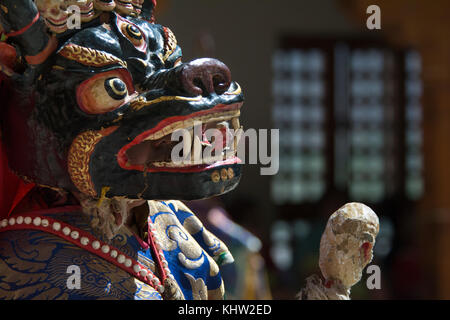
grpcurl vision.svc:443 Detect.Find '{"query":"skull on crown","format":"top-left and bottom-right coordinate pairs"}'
top-left (35, 0), bottom-right (69, 33)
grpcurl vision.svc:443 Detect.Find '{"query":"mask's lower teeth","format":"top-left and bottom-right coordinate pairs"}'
top-left (129, 113), bottom-right (241, 168)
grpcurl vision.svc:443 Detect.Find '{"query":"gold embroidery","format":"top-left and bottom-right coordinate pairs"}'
top-left (183, 215), bottom-right (203, 235)
top-left (67, 127), bottom-right (117, 197)
top-left (146, 201), bottom-right (231, 299)
top-left (202, 229), bottom-right (222, 254)
top-left (58, 43), bottom-right (127, 69)
top-left (0, 230), bottom-right (161, 300)
top-left (205, 254), bottom-right (220, 277)
top-left (208, 281), bottom-right (225, 300)
top-left (148, 200), bottom-right (172, 217)
top-left (178, 252), bottom-right (205, 269)
top-left (152, 207), bottom-right (206, 269)
top-left (184, 273), bottom-right (208, 300)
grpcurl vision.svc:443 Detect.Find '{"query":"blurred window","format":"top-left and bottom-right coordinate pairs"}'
top-left (271, 49), bottom-right (327, 204)
top-left (271, 39), bottom-right (423, 205)
top-left (404, 51), bottom-right (424, 200)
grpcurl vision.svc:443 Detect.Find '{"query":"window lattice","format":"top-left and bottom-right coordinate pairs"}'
top-left (405, 50), bottom-right (424, 200)
top-left (348, 49), bottom-right (389, 202)
top-left (271, 42), bottom-right (424, 204)
top-left (271, 49), bottom-right (327, 204)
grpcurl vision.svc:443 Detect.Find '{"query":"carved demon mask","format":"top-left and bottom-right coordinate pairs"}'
top-left (0, 0), bottom-right (244, 201)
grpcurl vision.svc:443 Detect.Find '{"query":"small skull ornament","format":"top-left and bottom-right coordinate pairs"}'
top-left (93, 0), bottom-right (115, 11)
top-left (298, 202), bottom-right (379, 300)
top-left (35, 0), bottom-right (69, 34)
top-left (66, 0), bottom-right (95, 23)
top-left (114, 0), bottom-right (133, 15)
top-left (319, 202), bottom-right (379, 288)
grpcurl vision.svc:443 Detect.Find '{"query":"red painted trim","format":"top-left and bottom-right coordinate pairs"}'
top-left (11, 205), bottom-right (83, 217)
top-left (0, 214), bottom-right (162, 291)
top-left (117, 102), bottom-right (243, 173)
top-left (25, 35), bottom-right (57, 65)
top-left (147, 218), bottom-right (167, 283)
top-left (7, 183), bottom-right (36, 217)
top-left (132, 230), bottom-right (150, 250)
top-left (6, 13), bottom-right (40, 38)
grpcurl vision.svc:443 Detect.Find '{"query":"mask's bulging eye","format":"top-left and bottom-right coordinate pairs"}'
top-left (105, 78), bottom-right (128, 100)
top-left (77, 70), bottom-right (135, 114)
top-left (122, 23), bottom-right (144, 47)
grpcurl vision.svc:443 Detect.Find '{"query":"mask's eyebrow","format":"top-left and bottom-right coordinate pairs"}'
top-left (58, 43), bottom-right (128, 69)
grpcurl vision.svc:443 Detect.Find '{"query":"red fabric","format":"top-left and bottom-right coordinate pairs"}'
top-left (0, 138), bottom-right (35, 219)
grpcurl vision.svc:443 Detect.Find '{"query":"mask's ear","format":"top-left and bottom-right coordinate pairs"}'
top-left (141, 0), bottom-right (157, 22)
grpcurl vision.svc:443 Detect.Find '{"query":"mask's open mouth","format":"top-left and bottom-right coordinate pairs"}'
top-left (117, 103), bottom-right (243, 173)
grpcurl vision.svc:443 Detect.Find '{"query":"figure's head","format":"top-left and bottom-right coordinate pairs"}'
top-left (319, 203), bottom-right (379, 288)
top-left (1, 0), bottom-right (243, 201)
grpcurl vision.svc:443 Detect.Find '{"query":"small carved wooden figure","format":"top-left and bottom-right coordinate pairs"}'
top-left (299, 203), bottom-right (380, 300)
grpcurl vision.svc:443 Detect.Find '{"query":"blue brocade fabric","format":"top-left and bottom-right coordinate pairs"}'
top-left (0, 200), bottom-right (234, 300)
